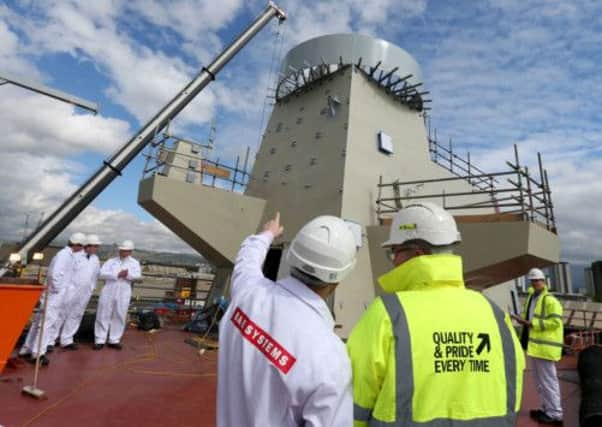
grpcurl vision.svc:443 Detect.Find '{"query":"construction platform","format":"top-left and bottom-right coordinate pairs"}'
top-left (1, 327), bottom-right (580, 426)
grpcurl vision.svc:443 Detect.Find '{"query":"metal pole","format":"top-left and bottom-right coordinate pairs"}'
top-left (524, 167), bottom-right (535, 221)
top-left (544, 169), bottom-right (556, 232)
top-left (0, 73), bottom-right (98, 113)
top-left (377, 171), bottom-right (515, 187)
top-left (10, 3), bottom-right (286, 265)
top-left (537, 152), bottom-right (550, 230)
top-left (212, 158), bottom-right (220, 188)
top-left (513, 144), bottom-right (526, 220)
top-left (242, 146), bottom-right (250, 187)
top-left (392, 180), bottom-right (402, 210)
top-left (378, 187), bottom-right (517, 203)
top-left (232, 155), bottom-right (240, 191)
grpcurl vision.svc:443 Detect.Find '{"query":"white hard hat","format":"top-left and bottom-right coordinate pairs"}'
top-left (528, 268), bottom-right (545, 281)
top-left (86, 234), bottom-right (102, 246)
top-left (69, 232), bottom-right (86, 245)
top-left (287, 215), bottom-right (357, 284)
top-left (382, 202), bottom-right (461, 248)
top-left (118, 240), bottom-right (135, 251)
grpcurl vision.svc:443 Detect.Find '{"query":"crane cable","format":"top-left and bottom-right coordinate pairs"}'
top-left (254, 19), bottom-right (287, 168)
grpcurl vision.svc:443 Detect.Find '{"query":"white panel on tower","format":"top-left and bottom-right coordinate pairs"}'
top-left (378, 131), bottom-right (394, 154)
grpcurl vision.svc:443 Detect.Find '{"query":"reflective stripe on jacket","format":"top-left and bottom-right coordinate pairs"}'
top-left (522, 287), bottom-right (563, 362)
top-left (347, 254), bottom-right (525, 427)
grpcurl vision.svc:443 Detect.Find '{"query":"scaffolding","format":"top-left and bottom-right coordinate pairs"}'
top-left (141, 129), bottom-right (251, 193)
top-left (376, 142), bottom-right (557, 233)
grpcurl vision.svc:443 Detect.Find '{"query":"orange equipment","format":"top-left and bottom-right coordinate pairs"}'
top-left (0, 280), bottom-right (44, 374)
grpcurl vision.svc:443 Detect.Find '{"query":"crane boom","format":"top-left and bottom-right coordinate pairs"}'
top-left (4, 2), bottom-right (286, 271)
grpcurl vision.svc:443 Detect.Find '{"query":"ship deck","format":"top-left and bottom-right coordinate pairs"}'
top-left (1, 327), bottom-right (580, 426)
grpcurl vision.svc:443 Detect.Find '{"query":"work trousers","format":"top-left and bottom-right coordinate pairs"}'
top-left (47, 284), bottom-right (76, 346)
top-left (20, 289), bottom-right (67, 356)
top-left (59, 286), bottom-right (94, 346)
top-left (94, 281), bottom-right (131, 344)
top-left (530, 356), bottom-right (563, 420)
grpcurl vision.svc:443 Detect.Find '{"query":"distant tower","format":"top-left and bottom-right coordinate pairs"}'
top-left (591, 261), bottom-right (602, 300)
top-left (584, 267), bottom-right (594, 297)
top-left (546, 262), bottom-right (573, 294)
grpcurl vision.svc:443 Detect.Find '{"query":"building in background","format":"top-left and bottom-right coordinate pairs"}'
top-left (584, 267), bottom-right (594, 297)
top-left (590, 261), bottom-right (602, 300)
top-left (546, 261), bottom-right (573, 294)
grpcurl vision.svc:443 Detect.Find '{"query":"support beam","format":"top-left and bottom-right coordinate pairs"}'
top-left (0, 73), bottom-right (99, 113)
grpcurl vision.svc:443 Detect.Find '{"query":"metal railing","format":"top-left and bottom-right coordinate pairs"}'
top-left (376, 143), bottom-right (557, 233)
top-left (142, 131), bottom-right (251, 192)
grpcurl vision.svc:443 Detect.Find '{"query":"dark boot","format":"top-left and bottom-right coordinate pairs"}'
top-left (62, 343), bottom-right (79, 351)
top-left (46, 345), bottom-right (54, 353)
top-left (107, 342), bottom-right (122, 350)
top-left (93, 343), bottom-right (104, 350)
top-left (529, 409), bottom-right (545, 418)
top-left (534, 412), bottom-right (563, 426)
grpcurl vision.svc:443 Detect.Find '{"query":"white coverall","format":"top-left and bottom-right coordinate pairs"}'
top-left (58, 252), bottom-right (100, 346)
top-left (217, 232), bottom-right (353, 427)
top-left (94, 256), bottom-right (141, 345)
top-left (20, 246), bottom-right (76, 357)
top-left (526, 294), bottom-right (563, 420)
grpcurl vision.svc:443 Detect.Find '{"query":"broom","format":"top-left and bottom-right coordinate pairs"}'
top-left (22, 287), bottom-right (49, 399)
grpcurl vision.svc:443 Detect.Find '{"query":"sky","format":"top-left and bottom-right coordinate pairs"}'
top-left (0, 0), bottom-right (600, 286)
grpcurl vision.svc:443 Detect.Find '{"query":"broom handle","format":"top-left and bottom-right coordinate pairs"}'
top-left (32, 287), bottom-right (49, 387)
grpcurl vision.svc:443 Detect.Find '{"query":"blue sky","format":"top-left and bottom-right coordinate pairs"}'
top-left (1, 0), bottom-right (600, 287)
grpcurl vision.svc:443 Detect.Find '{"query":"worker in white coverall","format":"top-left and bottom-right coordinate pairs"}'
top-left (94, 240), bottom-right (141, 350)
top-left (18, 232), bottom-right (85, 366)
top-left (217, 212), bottom-right (359, 427)
top-left (512, 268), bottom-right (564, 425)
top-left (57, 234), bottom-right (101, 350)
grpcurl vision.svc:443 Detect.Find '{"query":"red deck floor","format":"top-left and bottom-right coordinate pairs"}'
top-left (1, 327), bottom-right (580, 426)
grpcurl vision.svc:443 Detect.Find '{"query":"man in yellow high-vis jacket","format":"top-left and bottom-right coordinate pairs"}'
top-left (511, 268), bottom-right (563, 425)
top-left (347, 202), bottom-right (525, 427)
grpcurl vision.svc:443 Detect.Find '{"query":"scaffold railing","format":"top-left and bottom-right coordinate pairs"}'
top-left (376, 143), bottom-right (557, 233)
top-left (141, 129), bottom-right (251, 193)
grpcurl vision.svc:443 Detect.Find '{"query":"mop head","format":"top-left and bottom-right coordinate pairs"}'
top-left (22, 385), bottom-right (47, 400)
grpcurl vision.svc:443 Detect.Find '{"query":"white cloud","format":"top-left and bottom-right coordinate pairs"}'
top-left (0, 152), bottom-right (78, 240)
top-left (127, 0), bottom-right (243, 40)
top-left (0, 150), bottom-right (192, 253)
top-left (0, 87), bottom-right (131, 157)
top-left (0, 18), bottom-right (43, 80)
top-left (8, 1), bottom-right (221, 127)
top-left (66, 206), bottom-right (194, 253)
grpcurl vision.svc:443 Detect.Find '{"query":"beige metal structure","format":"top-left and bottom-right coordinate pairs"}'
top-left (139, 33), bottom-right (560, 336)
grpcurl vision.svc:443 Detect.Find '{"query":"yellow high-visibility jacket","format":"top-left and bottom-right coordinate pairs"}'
top-left (522, 287), bottom-right (564, 361)
top-left (347, 254), bottom-right (525, 427)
